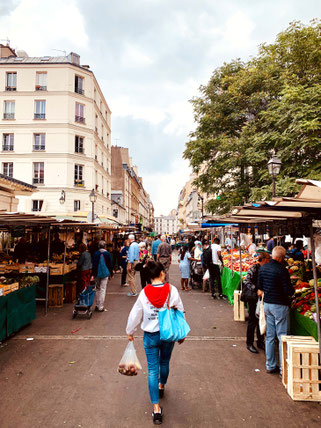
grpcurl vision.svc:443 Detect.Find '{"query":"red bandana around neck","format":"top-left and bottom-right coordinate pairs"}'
top-left (144, 282), bottom-right (170, 308)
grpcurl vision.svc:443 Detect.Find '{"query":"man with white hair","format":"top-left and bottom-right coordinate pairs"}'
top-left (127, 234), bottom-right (140, 296)
top-left (157, 235), bottom-right (172, 282)
top-left (258, 246), bottom-right (294, 375)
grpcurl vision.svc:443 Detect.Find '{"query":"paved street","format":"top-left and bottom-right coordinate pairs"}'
top-left (1, 259), bottom-right (321, 428)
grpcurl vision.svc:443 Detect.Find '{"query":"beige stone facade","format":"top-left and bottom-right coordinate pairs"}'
top-left (0, 49), bottom-right (112, 218)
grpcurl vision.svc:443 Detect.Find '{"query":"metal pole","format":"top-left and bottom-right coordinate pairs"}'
top-left (230, 227), bottom-right (233, 277)
top-left (92, 202), bottom-right (94, 223)
top-left (309, 225), bottom-right (321, 358)
top-left (239, 230), bottom-right (242, 289)
top-left (62, 228), bottom-right (67, 280)
top-left (272, 175), bottom-right (276, 198)
top-left (45, 227), bottom-right (51, 315)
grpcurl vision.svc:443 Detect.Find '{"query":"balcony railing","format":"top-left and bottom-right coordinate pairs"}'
top-left (2, 145), bottom-right (14, 151)
top-left (35, 85), bottom-right (47, 91)
top-left (5, 86), bottom-right (16, 91)
top-left (34, 113), bottom-right (46, 119)
top-left (75, 87), bottom-right (84, 95)
top-left (33, 177), bottom-right (44, 184)
top-left (75, 115), bottom-right (85, 124)
top-left (3, 113), bottom-right (14, 119)
top-left (74, 179), bottom-right (84, 187)
top-left (33, 145), bottom-right (45, 151)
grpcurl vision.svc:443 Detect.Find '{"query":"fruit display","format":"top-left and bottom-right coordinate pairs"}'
top-left (291, 279), bottom-right (321, 320)
top-left (222, 250), bottom-right (257, 274)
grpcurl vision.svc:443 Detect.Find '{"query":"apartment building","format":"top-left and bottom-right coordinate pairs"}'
top-left (0, 45), bottom-right (112, 218)
top-left (154, 215), bottom-right (178, 235)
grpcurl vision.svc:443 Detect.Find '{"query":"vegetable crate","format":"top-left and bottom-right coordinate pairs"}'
top-left (0, 282), bottom-right (19, 295)
top-left (48, 284), bottom-right (64, 308)
top-left (282, 337), bottom-right (321, 402)
top-left (281, 336), bottom-right (316, 388)
top-left (233, 290), bottom-right (245, 321)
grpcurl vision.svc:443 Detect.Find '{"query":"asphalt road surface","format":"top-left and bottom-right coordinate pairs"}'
top-left (1, 260), bottom-right (320, 427)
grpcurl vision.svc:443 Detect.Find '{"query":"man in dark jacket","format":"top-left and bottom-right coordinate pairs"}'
top-left (243, 251), bottom-right (270, 353)
top-left (258, 246), bottom-right (294, 375)
top-left (92, 241), bottom-right (113, 312)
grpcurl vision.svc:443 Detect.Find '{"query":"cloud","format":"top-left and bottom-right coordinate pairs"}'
top-left (1, 0), bottom-right (321, 215)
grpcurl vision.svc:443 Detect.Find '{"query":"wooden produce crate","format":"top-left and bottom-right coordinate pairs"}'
top-left (48, 284), bottom-right (64, 308)
top-left (233, 290), bottom-right (245, 321)
top-left (286, 342), bottom-right (321, 402)
top-left (19, 263), bottom-right (35, 273)
top-left (49, 264), bottom-right (64, 275)
top-left (64, 281), bottom-right (77, 303)
top-left (281, 335), bottom-right (316, 388)
top-left (0, 282), bottom-right (19, 295)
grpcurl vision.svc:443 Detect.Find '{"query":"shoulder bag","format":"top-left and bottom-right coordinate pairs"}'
top-left (158, 286), bottom-right (191, 342)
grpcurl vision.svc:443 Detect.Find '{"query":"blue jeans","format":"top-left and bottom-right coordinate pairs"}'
top-left (143, 331), bottom-right (175, 404)
top-left (264, 303), bottom-right (289, 373)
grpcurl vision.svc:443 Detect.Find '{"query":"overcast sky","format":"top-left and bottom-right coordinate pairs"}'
top-left (1, 0), bottom-right (320, 215)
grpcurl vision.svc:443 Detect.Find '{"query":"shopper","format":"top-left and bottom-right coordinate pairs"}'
top-left (290, 240), bottom-right (305, 262)
top-left (178, 246), bottom-right (192, 291)
top-left (77, 243), bottom-right (92, 295)
top-left (194, 241), bottom-right (202, 260)
top-left (92, 241), bottom-right (113, 312)
top-left (151, 236), bottom-right (161, 262)
top-left (170, 237), bottom-right (176, 252)
top-left (127, 234), bottom-right (140, 296)
top-left (120, 240), bottom-right (129, 286)
top-left (209, 237), bottom-right (224, 299)
top-left (157, 235), bottom-right (172, 283)
top-left (258, 246), bottom-right (294, 375)
top-left (126, 261), bottom-right (185, 425)
top-left (138, 241), bottom-right (152, 289)
top-left (243, 251), bottom-right (270, 353)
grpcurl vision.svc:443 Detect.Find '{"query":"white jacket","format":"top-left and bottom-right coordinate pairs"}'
top-left (126, 284), bottom-right (184, 335)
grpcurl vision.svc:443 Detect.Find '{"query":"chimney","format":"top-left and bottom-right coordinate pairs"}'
top-left (0, 44), bottom-right (17, 58)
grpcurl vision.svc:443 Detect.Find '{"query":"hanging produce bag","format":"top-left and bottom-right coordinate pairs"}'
top-left (118, 341), bottom-right (142, 376)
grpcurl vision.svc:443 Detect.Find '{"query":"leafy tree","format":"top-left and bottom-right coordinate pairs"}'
top-left (184, 20), bottom-right (321, 214)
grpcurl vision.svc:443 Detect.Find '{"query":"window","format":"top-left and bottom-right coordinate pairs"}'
top-left (75, 136), bottom-right (84, 153)
top-left (74, 164), bottom-right (84, 186)
top-left (75, 103), bottom-right (85, 123)
top-left (2, 134), bottom-right (14, 151)
top-left (32, 200), bottom-right (43, 212)
top-left (75, 75), bottom-right (84, 95)
top-left (74, 200), bottom-right (81, 212)
top-left (33, 133), bottom-right (45, 151)
top-left (33, 162), bottom-right (44, 184)
top-left (3, 101), bottom-right (15, 119)
top-left (34, 100), bottom-right (46, 119)
top-left (6, 73), bottom-right (16, 91)
top-left (3, 162), bottom-right (13, 177)
top-left (36, 73), bottom-right (47, 91)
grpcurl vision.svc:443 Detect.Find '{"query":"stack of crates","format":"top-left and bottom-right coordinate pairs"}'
top-left (281, 335), bottom-right (321, 402)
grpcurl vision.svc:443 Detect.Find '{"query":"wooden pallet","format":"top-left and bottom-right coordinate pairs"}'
top-left (233, 290), bottom-right (245, 321)
top-left (48, 284), bottom-right (64, 308)
top-left (287, 342), bottom-right (321, 402)
top-left (281, 335), bottom-right (316, 388)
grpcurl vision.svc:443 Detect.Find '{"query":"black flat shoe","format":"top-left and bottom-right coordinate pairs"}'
top-left (159, 388), bottom-right (164, 398)
top-left (152, 407), bottom-right (163, 425)
top-left (266, 366), bottom-right (279, 374)
top-left (247, 345), bottom-right (259, 354)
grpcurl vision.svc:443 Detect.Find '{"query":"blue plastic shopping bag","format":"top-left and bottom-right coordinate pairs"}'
top-left (158, 286), bottom-right (190, 342)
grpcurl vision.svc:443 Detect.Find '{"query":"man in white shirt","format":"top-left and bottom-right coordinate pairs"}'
top-left (209, 237), bottom-right (224, 299)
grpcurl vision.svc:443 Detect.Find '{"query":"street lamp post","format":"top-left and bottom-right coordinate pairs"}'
top-left (89, 189), bottom-right (97, 222)
top-left (267, 155), bottom-right (282, 198)
top-left (59, 190), bottom-right (65, 205)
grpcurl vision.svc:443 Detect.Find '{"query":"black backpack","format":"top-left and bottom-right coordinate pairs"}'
top-left (202, 246), bottom-right (212, 267)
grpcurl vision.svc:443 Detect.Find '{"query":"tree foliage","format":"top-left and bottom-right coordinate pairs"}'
top-left (184, 21), bottom-right (321, 214)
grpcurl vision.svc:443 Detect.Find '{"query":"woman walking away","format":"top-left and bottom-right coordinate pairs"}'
top-left (120, 240), bottom-right (129, 286)
top-left (243, 251), bottom-right (270, 353)
top-left (178, 246), bottom-right (192, 291)
top-left (126, 261), bottom-right (185, 425)
top-left (77, 243), bottom-right (92, 296)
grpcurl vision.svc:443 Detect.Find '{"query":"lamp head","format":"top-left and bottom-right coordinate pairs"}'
top-left (59, 190), bottom-right (65, 205)
top-left (89, 189), bottom-right (97, 203)
top-left (267, 155), bottom-right (282, 176)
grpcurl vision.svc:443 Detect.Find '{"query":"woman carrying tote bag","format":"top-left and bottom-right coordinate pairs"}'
top-left (126, 261), bottom-right (186, 425)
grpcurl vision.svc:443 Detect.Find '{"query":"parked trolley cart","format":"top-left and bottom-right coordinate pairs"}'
top-left (72, 286), bottom-right (96, 319)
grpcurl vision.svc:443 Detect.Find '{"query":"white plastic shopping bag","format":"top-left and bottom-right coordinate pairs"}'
top-left (203, 269), bottom-right (209, 280)
top-left (259, 297), bottom-right (266, 335)
top-left (118, 341), bottom-right (142, 376)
